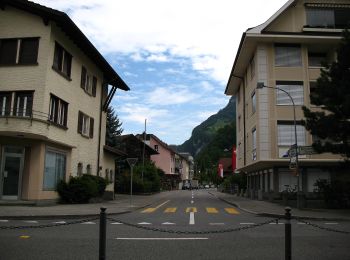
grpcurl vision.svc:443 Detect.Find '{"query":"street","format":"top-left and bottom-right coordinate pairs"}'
top-left (0, 190), bottom-right (349, 260)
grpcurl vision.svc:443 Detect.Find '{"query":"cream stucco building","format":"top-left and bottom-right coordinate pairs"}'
top-left (0, 0), bottom-right (129, 202)
top-left (225, 0), bottom-right (349, 203)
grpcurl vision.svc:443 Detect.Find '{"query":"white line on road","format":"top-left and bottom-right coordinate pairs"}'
top-left (325, 223), bottom-right (338, 225)
top-left (111, 222), bottom-right (123, 225)
top-left (138, 222), bottom-right (152, 225)
top-left (81, 222), bottom-right (96, 224)
top-left (52, 221), bottom-right (66, 224)
top-left (209, 223), bottom-right (225, 225)
top-left (0, 220), bottom-right (9, 222)
top-left (23, 221), bottom-right (38, 223)
top-left (115, 238), bottom-right (208, 240)
top-left (297, 222), bottom-right (306, 225)
top-left (240, 223), bottom-right (255, 225)
top-left (189, 212), bottom-right (195, 225)
top-left (191, 200), bottom-right (194, 204)
top-left (162, 222), bottom-right (175, 225)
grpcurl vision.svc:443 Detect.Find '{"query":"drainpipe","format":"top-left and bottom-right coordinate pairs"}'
top-left (97, 82), bottom-right (105, 176)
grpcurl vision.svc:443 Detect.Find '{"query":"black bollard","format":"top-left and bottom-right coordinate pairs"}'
top-left (99, 207), bottom-right (107, 260)
top-left (285, 207), bottom-right (292, 260)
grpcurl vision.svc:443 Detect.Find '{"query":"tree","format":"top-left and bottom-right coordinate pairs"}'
top-left (106, 106), bottom-right (123, 147)
top-left (302, 29), bottom-right (350, 159)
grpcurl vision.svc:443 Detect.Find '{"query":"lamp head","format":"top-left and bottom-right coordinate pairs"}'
top-left (257, 82), bottom-right (266, 89)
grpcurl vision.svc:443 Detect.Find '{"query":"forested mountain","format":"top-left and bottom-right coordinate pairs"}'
top-left (176, 96), bottom-right (236, 156)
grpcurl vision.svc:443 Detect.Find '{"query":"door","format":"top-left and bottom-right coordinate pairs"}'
top-left (1, 147), bottom-right (24, 200)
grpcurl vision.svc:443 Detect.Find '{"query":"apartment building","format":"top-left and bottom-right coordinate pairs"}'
top-left (225, 0), bottom-right (349, 201)
top-left (0, 0), bottom-right (129, 202)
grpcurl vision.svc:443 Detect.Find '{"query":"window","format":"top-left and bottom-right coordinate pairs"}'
top-left (53, 42), bottom-right (72, 78)
top-left (49, 94), bottom-right (68, 127)
top-left (0, 38), bottom-right (39, 65)
top-left (276, 81), bottom-right (304, 105)
top-left (154, 145), bottom-right (159, 152)
top-left (250, 56), bottom-right (255, 79)
top-left (252, 128), bottom-right (257, 161)
top-left (277, 122), bottom-right (306, 146)
top-left (80, 66), bottom-right (97, 96)
top-left (78, 111), bottom-right (94, 138)
top-left (275, 44), bottom-right (302, 67)
top-left (308, 52), bottom-right (326, 67)
top-left (309, 81), bottom-right (318, 103)
top-left (43, 149), bottom-right (66, 190)
top-left (14, 91), bottom-right (33, 117)
top-left (306, 8), bottom-right (350, 28)
top-left (0, 92), bottom-right (11, 116)
top-left (251, 92), bottom-right (256, 114)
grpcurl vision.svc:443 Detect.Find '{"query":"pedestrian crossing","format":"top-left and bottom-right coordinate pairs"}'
top-left (141, 207), bottom-right (240, 214)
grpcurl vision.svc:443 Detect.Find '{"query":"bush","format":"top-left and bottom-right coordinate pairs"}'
top-left (57, 174), bottom-right (107, 204)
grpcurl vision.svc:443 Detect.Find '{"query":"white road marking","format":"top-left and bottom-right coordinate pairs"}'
top-left (23, 221), bottom-right (38, 223)
top-left (189, 212), bottom-right (195, 225)
top-left (325, 222), bottom-right (338, 225)
top-left (138, 222), bottom-right (152, 225)
top-left (111, 222), bottom-right (123, 225)
top-left (269, 222), bottom-right (284, 225)
top-left (52, 221), bottom-right (66, 224)
top-left (240, 223), bottom-right (255, 225)
top-left (209, 223), bottom-right (225, 225)
top-left (0, 220), bottom-right (9, 222)
top-left (81, 222), bottom-right (96, 224)
top-left (115, 238), bottom-right (208, 240)
top-left (191, 200), bottom-right (194, 204)
top-left (297, 222), bottom-right (306, 225)
top-left (162, 222), bottom-right (175, 225)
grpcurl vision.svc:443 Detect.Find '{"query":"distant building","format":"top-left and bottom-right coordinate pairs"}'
top-left (0, 0), bottom-right (129, 202)
top-left (225, 0), bottom-right (349, 202)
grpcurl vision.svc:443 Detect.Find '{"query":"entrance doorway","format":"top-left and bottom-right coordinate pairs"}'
top-left (1, 146), bottom-right (24, 200)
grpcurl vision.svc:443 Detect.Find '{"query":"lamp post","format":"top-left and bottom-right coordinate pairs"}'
top-left (257, 83), bottom-right (301, 209)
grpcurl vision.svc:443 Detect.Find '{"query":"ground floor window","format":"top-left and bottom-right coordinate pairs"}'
top-left (43, 149), bottom-right (66, 190)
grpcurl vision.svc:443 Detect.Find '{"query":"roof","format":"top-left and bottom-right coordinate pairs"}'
top-left (2, 0), bottom-right (129, 91)
top-left (115, 134), bottom-right (159, 156)
top-left (103, 145), bottom-right (127, 156)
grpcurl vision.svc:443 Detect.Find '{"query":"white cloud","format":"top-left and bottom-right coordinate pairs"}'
top-left (146, 86), bottom-right (200, 106)
top-left (118, 103), bottom-right (169, 124)
top-left (146, 53), bottom-right (169, 62)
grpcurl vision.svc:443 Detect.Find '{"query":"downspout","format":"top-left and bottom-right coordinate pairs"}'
top-left (97, 82), bottom-right (105, 175)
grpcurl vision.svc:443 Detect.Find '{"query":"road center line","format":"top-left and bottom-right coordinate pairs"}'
top-left (189, 212), bottom-right (195, 225)
top-left (115, 238), bottom-right (208, 240)
top-left (154, 200), bottom-right (170, 209)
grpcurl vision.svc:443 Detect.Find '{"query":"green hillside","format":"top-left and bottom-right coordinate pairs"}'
top-left (176, 96), bottom-right (236, 156)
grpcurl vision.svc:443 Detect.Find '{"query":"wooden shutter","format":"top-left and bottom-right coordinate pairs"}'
top-left (77, 111), bottom-right (83, 133)
top-left (89, 117), bottom-right (94, 138)
top-left (92, 76), bottom-right (97, 97)
top-left (81, 66), bottom-right (87, 89)
top-left (0, 39), bottom-right (17, 65)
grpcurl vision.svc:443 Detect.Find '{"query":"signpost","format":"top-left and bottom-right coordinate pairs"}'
top-left (126, 158), bottom-right (138, 206)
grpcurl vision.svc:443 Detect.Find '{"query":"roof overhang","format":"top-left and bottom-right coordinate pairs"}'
top-left (237, 159), bottom-right (343, 173)
top-left (225, 32), bottom-right (341, 96)
top-left (103, 145), bottom-right (127, 156)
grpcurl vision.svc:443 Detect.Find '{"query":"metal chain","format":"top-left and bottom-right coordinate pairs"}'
top-left (294, 218), bottom-right (350, 235)
top-left (106, 217), bottom-right (281, 235)
top-left (0, 217), bottom-right (99, 230)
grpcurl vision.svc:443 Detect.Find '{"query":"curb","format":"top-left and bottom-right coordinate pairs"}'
top-left (209, 191), bottom-right (350, 222)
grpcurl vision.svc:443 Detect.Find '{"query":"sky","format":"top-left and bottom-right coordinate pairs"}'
top-left (34, 0), bottom-right (288, 145)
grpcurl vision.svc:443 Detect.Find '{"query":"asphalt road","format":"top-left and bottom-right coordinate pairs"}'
top-left (0, 189), bottom-right (349, 260)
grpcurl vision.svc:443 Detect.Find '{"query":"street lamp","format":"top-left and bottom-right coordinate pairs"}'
top-left (257, 82), bottom-right (301, 209)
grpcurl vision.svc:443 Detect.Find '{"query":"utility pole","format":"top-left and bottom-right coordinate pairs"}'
top-left (141, 119), bottom-right (146, 182)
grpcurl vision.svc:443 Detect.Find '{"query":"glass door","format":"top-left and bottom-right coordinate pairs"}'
top-left (1, 147), bottom-right (24, 200)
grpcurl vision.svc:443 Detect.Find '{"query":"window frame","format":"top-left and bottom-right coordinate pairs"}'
top-left (251, 91), bottom-right (256, 114)
top-left (276, 81), bottom-right (304, 106)
top-left (0, 92), bottom-right (11, 116)
top-left (252, 127), bottom-right (257, 161)
top-left (274, 44), bottom-right (302, 67)
top-left (78, 111), bottom-right (94, 138)
top-left (49, 94), bottom-right (68, 128)
top-left (80, 66), bottom-right (97, 97)
top-left (43, 148), bottom-right (66, 191)
top-left (14, 91), bottom-right (33, 117)
top-left (52, 42), bottom-right (72, 80)
top-left (0, 37), bottom-right (39, 66)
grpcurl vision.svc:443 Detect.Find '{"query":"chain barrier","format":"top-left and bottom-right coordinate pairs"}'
top-left (0, 217), bottom-right (99, 230)
top-left (106, 216), bottom-right (281, 235)
top-left (294, 218), bottom-right (350, 235)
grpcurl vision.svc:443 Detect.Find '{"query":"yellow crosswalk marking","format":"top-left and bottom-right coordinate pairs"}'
top-left (186, 207), bottom-right (197, 213)
top-left (206, 207), bottom-right (218, 213)
top-left (141, 208), bottom-right (157, 213)
top-left (164, 207), bottom-right (177, 213)
top-left (225, 208), bottom-right (240, 214)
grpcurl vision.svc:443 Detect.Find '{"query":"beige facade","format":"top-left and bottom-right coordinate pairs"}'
top-left (0, 2), bottom-right (129, 202)
top-left (225, 0), bottom-right (348, 203)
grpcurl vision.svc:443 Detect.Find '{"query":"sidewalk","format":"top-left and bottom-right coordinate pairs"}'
top-left (210, 190), bottom-right (350, 221)
top-left (0, 192), bottom-right (169, 220)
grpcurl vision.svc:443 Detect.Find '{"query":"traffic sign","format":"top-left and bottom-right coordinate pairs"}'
top-left (287, 145), bottom-right (316, 157)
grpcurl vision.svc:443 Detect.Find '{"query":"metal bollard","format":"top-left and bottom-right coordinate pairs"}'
top-left (99, 207), bottom-right (107, 260)
top-left (285, 207), bottom-right (292, 260)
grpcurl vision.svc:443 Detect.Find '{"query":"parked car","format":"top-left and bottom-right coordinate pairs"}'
top-left (205, 184), bottom-right (209, 189)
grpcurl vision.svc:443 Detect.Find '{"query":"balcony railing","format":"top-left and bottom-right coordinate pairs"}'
top-left (0, 108), bottom-right (50, 126)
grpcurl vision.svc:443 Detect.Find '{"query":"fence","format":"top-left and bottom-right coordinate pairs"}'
top-left (1, 207), bottom-right (349, 260)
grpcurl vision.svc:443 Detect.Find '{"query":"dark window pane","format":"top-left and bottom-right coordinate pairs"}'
top-left (14, 92), bottom-right (33, 117)
top-left (308, 53), bottom-right (326, 67)
top-left (306, 8), bottom-right (335, 27)
top-left (0, 92), bottom-right (11, 116)
top-left (335, 9), bottom-right (350, 28)
top-left (53, 43), bottom-right (63, 70)
top-left (0, 39), bottom-right (17, 65)
top-left (62, 52), bottom-right (72, 77)
top-left (19, 38), bottom-right (39, 64)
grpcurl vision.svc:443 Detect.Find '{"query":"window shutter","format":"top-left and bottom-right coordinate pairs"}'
top-left (77, 111), bottom-right (82, 133)
top-left (81, 66), bottom-right (87, 89)
top-left (92, 76), bottom-right (97, 97)
top-left (19, 38), bottom-right (39, 64)
top-left (89, 117), bottom-right (94, 138)
top-left (0, 39), bottom-right (17, 65)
